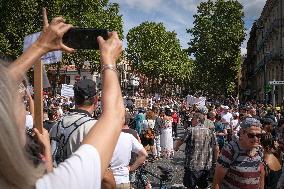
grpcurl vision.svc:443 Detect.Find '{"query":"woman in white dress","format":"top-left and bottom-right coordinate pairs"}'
top-left (160, 108), bottom-right (174, 159)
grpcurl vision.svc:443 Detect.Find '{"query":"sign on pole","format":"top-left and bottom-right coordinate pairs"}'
top-left (61, 84), bottom-right (74, 97)
top-left (23, 32), bottom-right (62, 64)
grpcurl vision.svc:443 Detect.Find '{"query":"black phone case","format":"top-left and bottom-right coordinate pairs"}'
top-left (62, 28), bottom-right (108, 49)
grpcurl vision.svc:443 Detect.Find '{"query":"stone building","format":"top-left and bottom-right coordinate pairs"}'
top-left (241, 0), bottom-right (284, 104)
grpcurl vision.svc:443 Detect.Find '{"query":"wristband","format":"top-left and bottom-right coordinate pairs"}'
top-left (101, 64), bottom-right (118, 74)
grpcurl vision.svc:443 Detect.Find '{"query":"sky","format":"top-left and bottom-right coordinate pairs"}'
top-left (109, 0), bottom-right (267, 56)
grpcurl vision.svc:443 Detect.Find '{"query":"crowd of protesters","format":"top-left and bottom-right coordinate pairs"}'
top-left (3, 7), bottom-right (284, 189)
top-left (29, 89), bottom-right (284, 189)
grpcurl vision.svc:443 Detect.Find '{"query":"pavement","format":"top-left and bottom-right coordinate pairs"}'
top-left (144, 124), bottom-right (187, 188)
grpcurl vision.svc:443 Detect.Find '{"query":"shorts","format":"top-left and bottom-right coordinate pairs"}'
top-left (183, 168), bottom-right (209, 189)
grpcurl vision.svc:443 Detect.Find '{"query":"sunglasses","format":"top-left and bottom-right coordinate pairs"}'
top-left (246, 133), bottom-right (262, 139)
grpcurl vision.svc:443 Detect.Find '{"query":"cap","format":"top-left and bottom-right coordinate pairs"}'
top-left (73, 79), bottom-right (96, 99)
top-left (240, 117), bottom-right (261, 129)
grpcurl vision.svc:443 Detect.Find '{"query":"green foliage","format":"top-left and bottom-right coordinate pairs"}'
top-left (188, 0), bottom-right (245, 95)
top-left (55, 0), bottom-right (123, 73)
top-left (0, 0), bottom-right (123, 73)
top-left (126, 22), bottom-right (193, 92)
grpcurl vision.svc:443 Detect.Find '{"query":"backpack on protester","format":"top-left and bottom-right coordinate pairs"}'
top-left (50, 112), bottom-right (95, 165)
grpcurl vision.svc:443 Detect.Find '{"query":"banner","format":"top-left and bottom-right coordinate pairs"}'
top-left (186, 95), bottom-right (206, 107)
top-left (61, 84), bottom-right (74, 97)
top-left (23, 32), bottom-right (62, 64)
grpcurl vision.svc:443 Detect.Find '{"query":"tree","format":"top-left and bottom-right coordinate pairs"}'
top-left (0, 0), bottom-right (123, 74)
top-left (55, 0), bottom-right (123, 73)
top-left (188, 0), bottom-right (245, 95)
top-left (126, 22), bottom-right (193, 94)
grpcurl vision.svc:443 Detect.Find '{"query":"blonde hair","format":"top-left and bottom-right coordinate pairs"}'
top-left (0, 63), bottom-right (44, 188)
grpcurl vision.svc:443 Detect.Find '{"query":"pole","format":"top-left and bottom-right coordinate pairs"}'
top-left (264, 61), bottom-right (267, 104)
top-left (272, 79), bottom-right (276, 107)
top-left (34, 61), bottom-right (43, 133)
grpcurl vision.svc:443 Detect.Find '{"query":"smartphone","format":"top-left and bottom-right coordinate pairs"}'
top-left (62, 28), bottom-right (108, 49)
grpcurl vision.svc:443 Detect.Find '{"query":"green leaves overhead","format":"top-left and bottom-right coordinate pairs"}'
top-left (188, 0), bottom-right (245, 95)
top-left (0, 0), bottom-right (123, 73)
top-left (126, 21), bottom-right (193, 90)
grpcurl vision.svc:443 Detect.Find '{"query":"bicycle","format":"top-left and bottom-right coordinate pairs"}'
top-left (133, 164), bottom-right (173, 189)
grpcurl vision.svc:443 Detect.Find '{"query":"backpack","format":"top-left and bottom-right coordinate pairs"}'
top-left (50, 112), bottom-right (95, 165)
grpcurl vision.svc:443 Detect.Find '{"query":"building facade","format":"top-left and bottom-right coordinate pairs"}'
top-left (241, 0), bottom-right (284, 104)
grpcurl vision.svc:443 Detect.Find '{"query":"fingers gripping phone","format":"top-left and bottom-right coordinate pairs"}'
top-left (62, 28), bottom-right (108, 49)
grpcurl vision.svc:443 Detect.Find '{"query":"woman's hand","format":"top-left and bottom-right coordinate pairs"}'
top-left (34, 128), bottom-right (53, 172)
top-left (33, 128), bottom-right (51, 151)
top-left (35, 8), bottom-right (74, 53)
top-left (97, 31), bottom-right (122, 65)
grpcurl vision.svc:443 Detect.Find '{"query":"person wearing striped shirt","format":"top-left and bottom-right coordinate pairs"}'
top-left (213, 117), bottom-right (265, 189)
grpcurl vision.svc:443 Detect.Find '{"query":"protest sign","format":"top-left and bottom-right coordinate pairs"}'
top-left (61, 84), bottom-right (74, 97)
top-left (135, 98), bottom-right (149, 108)
top-left (186, 95), bottom-right (206, 107)
top-left (23, 32), bottom-right (62, 64)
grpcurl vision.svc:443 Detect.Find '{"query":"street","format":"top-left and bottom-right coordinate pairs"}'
top-left (145, 124), bottom-right (187, 188)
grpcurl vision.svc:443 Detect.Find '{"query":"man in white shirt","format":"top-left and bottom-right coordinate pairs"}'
top-left (221, 105), bottom-right (232, 128)
top-left (110, 132), bottom-right (148, 188)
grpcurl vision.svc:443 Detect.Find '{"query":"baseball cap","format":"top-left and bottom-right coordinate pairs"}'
top-left (240, 117), bottom-right (262, 129)
top-left (73, 79), bottom-right (96, 99)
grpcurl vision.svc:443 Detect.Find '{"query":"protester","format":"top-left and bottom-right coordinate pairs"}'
top-left (214, 114), bottom-right (227, 150)
top-left (260, 133), bottom-right (282, 189)
top-left (171, 108), bottom-right (179, 138)
top-left (43, 108), bottom-right (58, 132)
top-left (160, 108), bottom-right (174, 159)
top-left (153, 109), bottom-right (164, 159)
top-left (175, 112), bottom-right (218, 189)
top-left (213, 117), bottom-right (265, 189)
top-left (50, 79), bottom-right (98, 165)
top-left (0, 9), bottom-right (124, 189)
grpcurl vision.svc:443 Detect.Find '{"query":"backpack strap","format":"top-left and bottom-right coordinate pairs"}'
top-left (51, 113), bottom-right (96, 164)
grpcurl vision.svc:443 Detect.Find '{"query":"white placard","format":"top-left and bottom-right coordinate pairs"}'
top-left (61, 84), bottom-right (74, 97)
top-left (186, 95), bottom-right (206, 106)
top-left (23, 32), bottom-right (62, 64)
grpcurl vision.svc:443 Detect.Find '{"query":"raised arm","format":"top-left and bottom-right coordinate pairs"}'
top-left (8, 8), bottom-right (74, 84)
top-left (82, 32), bottom-right (124, 177)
